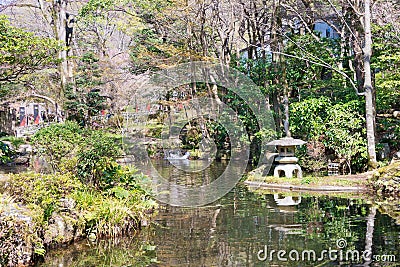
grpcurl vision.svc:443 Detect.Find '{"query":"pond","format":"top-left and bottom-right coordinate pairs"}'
top-left (37, 160), bottom-right (399, 266)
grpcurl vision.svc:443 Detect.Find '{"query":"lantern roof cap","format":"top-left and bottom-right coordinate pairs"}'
top-left (266, 137), bottom-right (306, 146)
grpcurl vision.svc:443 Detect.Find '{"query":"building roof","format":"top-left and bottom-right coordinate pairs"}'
top-left (266, 137), bottom-right (306, 146)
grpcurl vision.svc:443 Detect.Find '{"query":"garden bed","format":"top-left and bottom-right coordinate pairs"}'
top-left (0, 172), bottom-right (157, 266)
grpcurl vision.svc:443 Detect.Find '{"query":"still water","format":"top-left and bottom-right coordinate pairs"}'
top-left (38, 160), bottom-right (399, 266)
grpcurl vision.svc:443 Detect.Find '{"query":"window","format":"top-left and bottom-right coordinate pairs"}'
top-left (326, 28), bottom-right (331, 38)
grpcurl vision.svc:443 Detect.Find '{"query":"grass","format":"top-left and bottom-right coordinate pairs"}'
top-left (246, 173), bottom-right (367, 188)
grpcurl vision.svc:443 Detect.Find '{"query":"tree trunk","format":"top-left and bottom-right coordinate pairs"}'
top-left (271, 0), bottom-right (283, 132)
top-left (282, 61), bottom-right (291, 137)
top-left (53, 0), bottom-right (68, 90)
top-left (363, 0), bottom-right (377, 167)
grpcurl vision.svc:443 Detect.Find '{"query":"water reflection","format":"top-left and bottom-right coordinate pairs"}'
top-left (39, 161), bottom-right (400, 267)
top-left (133, 159), bottom-right (247, 206)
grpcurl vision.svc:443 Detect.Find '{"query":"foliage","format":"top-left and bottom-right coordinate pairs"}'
top-left (296, 146), bottom-right (327, 174)
top-left (6, 172), bottom-right (83, 221)
top-left (31, 121), bottom-right (83, 171)
top-left (3, 168), bottom-right (157, 260)
top-left (289, 96), bottom-right (331, 140)
top-left (77, 130), bottom-right (122, 189)
top-left (290, 98), bottom-right (367, 173)
top-left (376, 117), bottom-right (400, 151)
top-left (0, 136), bottom-right (25, 149)
top-left (284, 34), bottom-right (355, 101)
top-left (71, 183), bottom-right (156, 238)
top-left (235, 56), bottom-right (272, 92)
top-left (179, 120), bottom-right (208, 150)
top-left (323, 101), bottom-right (368, 174)
top-left (0, 141), bottom-right (13, 164)
top-left (31, 121), bottom-right (143, 190)
top-left (65, 52), bottom-right (106, 126)
top-left (130, 28), bottom-right (178, 74)
top-left (0, 83), bottom-right (24, 100)
top-left (372, 23), bottom-right (400, 112)
top-left (0, 15), bottom-right (61, 85)
top-left (78, 0), bottom-right (177, 74)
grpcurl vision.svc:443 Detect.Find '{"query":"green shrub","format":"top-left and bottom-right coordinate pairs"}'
top-left (70, 173), bottom-right (156, 238)
top-left (0, 141), bottom-right (13, 164)
top-left (0, 136), bottom-right (25, 149)
top-left (324, 101), bottom-right (367, 174)
top-left (6, 172), bottom-right (83, 221)
top-left (31, 121), bottom-right (83, 171)
top-left (31, 122), bottom-right (126, 188)
top-left (290, 96), bottom-right (332, 140)
top-left (3, 169), bottom-right (157, 252)
top-left (77, 130), bottom-right (121, 189)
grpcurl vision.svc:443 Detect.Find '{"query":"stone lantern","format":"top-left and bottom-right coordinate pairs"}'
top-left (267, 137), bottom-right (306, 178)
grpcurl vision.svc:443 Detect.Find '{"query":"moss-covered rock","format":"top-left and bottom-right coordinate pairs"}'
top-left (0, 195), bottom-right (42, 266)
top-left (369, 161), bottom-right (400, 196)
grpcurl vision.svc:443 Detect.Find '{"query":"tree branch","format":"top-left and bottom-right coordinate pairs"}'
top-left (270, 50), bottom-right (364, 96)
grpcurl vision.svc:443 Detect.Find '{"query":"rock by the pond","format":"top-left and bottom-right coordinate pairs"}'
top-left (370, 161), bottom-right (400, 196)
top-left (13, 156), bottom-right (29, 165)
top-left (0, 195), bottom-right (84, 266)
top-left (0, 198), bottom-right (38, 266)
top-left (16, 144), bottom-right (33, 155)
top-left (116, 157), bottom-right (134, 164)
top-left (58, 198), bottom-right (76, 211)
top-left (44, 214), bottom-right (79, 245)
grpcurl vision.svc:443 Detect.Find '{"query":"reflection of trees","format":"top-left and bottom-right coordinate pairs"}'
top-left (151, 191), bottom-right (306, 266)
top-left (295, 196), bottom-right (368, 250)
top-left (151, 191), bottom-right (396, 266)
top-left (41, 237), bottom-right (156, 267)
top-left (152, 159), bottom-right (228, 187)
top-left (375, 199), bottom-right (400, 225)
top-left (41, 189), bottom-right (400, 266)
top-left (294, 196), bottom-right (400, 265)
top-left (370, 202), bottom-right (400, 263)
